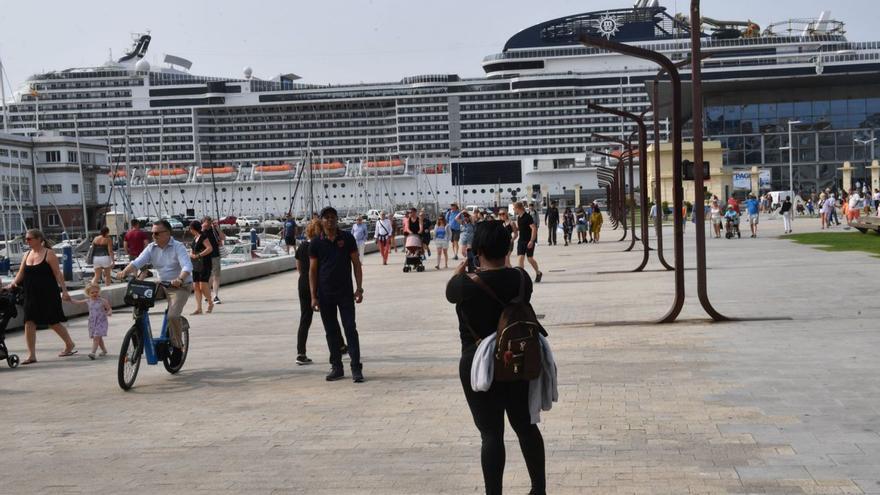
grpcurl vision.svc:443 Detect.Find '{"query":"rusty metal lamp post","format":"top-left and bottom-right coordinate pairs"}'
top-left (592, 149), bottom-right (625, 232)
top-left (580, 33), bottom-right (686, 323)
top-left (591, 146), bottom-right (633, 242)
top-left (589, 104), bottom-right (651, 270)
top-left (591, 133), bottom-right (637, 248)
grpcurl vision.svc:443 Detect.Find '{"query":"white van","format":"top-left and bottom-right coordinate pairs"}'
top-left (768, 191), bottom-right (805, 209)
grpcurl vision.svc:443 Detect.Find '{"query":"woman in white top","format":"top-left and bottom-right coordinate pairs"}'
top-left (374, 212), bottom-right (393, 265)
top-left (710, 198), bottom-right (722, 238)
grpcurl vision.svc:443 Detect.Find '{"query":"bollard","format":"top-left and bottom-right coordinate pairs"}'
top-left (63, 244), bottom-right (73, 281)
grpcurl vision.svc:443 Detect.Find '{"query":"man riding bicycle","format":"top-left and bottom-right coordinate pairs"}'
top-left (117, 220), bottom-right (193, 348)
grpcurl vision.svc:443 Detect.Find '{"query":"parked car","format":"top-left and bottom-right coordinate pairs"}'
top-left (218, 215), bottom-right (238, 226)
top-left (161, 216), bottom-right (184, 230)
top-left (365, 209), bottom-right (382, 221)
top-left (393, 210), bottom-right (408, 220)
top-left (236, 216), bottom-right (261, 228)
top-left (261, 218), bottom-right (283, 229)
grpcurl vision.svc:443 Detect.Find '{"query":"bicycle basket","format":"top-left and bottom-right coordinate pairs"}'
top-left (124, 280), bottom-right (158, 308)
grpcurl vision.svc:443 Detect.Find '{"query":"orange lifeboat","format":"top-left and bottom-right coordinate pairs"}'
top-left (421, 165), bottom-right (445, 174)
top-left (363, 159), bottom-right (405, 175)
top-left (145, 167), bottom-right (189, 183)
top-left (253, 163), bottom-right (296, 180)
top-left (310, 161), bottom-right (346, 177)
top-left (110, 169), bottom-right (128, 185)
top-left (196, 166), bottom-right (237, 182)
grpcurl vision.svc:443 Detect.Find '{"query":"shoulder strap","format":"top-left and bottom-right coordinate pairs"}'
top-left (467, 273), bottom-right (504, 306)
top-left (516, 267), bottom-right (527, 302)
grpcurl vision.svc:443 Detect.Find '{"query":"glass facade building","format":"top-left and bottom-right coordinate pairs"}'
top-left (704, 86), bottom-right (879, 194)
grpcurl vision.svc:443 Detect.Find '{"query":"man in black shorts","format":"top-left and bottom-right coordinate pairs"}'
top-left (514, 201), bottom-right (543, 282)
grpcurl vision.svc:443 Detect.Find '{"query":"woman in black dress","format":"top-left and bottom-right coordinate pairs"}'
top-left (188, 221), bottom-right (213, 314)
top-left (8, 229), bottom-right (76, 364)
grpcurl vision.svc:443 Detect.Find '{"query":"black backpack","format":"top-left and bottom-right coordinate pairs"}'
top-left (465, 268), bottom-right (547, 382)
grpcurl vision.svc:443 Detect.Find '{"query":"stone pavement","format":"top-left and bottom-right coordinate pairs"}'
top-left (2, 213), bottom-right (879, 494)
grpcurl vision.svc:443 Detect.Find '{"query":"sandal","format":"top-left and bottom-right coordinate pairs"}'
top-left (58, 349), bottom-right (78, 357)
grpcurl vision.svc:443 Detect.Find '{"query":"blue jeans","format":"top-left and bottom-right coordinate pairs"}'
top-left (318, 293), bottom-right (362, 371)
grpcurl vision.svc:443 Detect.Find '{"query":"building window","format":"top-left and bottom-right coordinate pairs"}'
top-left (68, 151), bottom-right (78, 162)
top-left (40, 184), bottom-right (62, 194)
top-left (47, 214), bottom-right (61, 227)
top-left (45, 151), bottom-right (61, 163)
top-left (72, 184), bottom-right (79, 194)
top-left (99, 185), bottom-right (106, 194)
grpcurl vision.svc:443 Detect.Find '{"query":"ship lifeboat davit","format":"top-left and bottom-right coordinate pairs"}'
top-left (364, 159), bottom-right (405, 175)
top-left (145, 167), bottom-right (189, 184)
top-left (310, 161), bottom-right (346, 177)
top-left (110, 169), bottom-right (128, 185)
top-left (196, 166), bottom-right (237, 182)
top-left (252, 163), bottom-right (296, 180)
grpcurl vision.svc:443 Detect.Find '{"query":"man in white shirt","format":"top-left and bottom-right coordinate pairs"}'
top-left (117, 220), bottom-right (193, 348)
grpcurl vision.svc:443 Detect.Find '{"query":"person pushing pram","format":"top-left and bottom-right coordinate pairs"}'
top-left (402, 208), bottom-right (426, 272)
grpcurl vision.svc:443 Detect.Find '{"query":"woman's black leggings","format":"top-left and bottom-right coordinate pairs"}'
top-left (297, 282), bottom-right (313, 355)
top-left (459, 347), bottom-right (546, 495)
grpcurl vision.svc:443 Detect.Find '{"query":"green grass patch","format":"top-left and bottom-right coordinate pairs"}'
top-left (787, 231), bottom-right (880, 257)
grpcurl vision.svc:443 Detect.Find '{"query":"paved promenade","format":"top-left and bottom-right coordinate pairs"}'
top-left (2, 214), bottom-right (880, 494)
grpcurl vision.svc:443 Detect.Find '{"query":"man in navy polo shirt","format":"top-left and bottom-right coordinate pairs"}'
top-left (309, 207), bottom-right (365, 383)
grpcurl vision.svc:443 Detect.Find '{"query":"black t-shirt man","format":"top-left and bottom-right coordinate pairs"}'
top-left (545, 206), bottom-right (559, 226)
top-left (204, 227), bottom-right (221, 259)
top-left (446, 268), bottom-right (533, 348)
top-left (517, 212), bottom-right (535, 245)
top-left (309, 231), bottom-right (358, 297)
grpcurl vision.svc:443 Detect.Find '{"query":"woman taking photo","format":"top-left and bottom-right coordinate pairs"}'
top-left (445, 221), bottom-right (546, 495)
top-left (90, 226), bottom-right (114, 286)
top-left (189, 221), bottom-right (213, 314)
top-left (8, 229), bottom-right (76, 364)
top-left (433, 216), bottom-right (449, 270)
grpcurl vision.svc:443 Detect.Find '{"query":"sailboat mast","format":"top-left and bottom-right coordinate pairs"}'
top-left (73, 115), bottom-right (90, 239)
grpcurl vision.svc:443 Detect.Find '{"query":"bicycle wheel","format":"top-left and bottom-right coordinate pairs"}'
top-left (163, 317), bottom-right (189, 374)
top-left (118, 325), bottom-right (143, 391)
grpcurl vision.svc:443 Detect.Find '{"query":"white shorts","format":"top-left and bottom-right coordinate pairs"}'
top-left (748, 215), bottom-right (759, 225)
top-left (92, 255), bottom-right (113, 268)
top-left (434, 239), bottom-right (449, 249)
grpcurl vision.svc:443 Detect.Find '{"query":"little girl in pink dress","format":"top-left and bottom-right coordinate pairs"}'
top-left (71, 284), bottom-right (112, 359)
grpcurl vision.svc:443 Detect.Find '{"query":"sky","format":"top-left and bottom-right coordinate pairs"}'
top-left (0, 0), bottom-right (875, 89)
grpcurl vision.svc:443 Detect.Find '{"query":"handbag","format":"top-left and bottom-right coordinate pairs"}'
top-left (191, 256), bottom-right (204, 274)
top-left (85, 244), bottom-right (95, 264)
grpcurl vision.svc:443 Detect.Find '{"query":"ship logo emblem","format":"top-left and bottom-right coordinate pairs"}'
top-left (597, 13), bottom-right (622, 40)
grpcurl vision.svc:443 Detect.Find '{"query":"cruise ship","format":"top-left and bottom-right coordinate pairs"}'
top-left (2, 0), bottom-right (878, 221)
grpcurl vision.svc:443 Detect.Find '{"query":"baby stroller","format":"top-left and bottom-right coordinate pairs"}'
top-left (0, 287), bottom-right (22, 368)
top-left (403, 234), bottom-right (425, 272)
top-left (724, 213), bottom-right (741, 239)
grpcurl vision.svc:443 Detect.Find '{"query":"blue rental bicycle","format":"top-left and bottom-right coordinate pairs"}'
top-left (118, 271), bottom-right (190, 390)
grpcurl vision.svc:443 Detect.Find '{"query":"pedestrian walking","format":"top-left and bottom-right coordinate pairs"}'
top-left (351, 216), bottom-right (368, 259)
top-left (7, 229), bottom-right (77, 364)
top-left (89, 226), bottom-right (114, 286)
top-left (780, 196), bottom-right (793, 233)
top-left (575, 206), bottom-right (587, 244)
top-left (69, 283), bottom-right (111, 360)
top-left (202, 217), bottom-right (225, 304)
top-left (514, 202), bottom-right (542, 282)
top-left (419, 209), bottom-right (433, 258)
top-left (745, 193), bottom-right (760, 238)
top-left (458, 212), bottom-right (476, 270)
top-left (544, 202), bottom-right (559, 245)
top-left (446, 203), bottom-right (462, 260)
top-left (375, 211), bottom-right (393, 265)
top-left (123, 219), bottom-right (149, 262)
top-left (710, 198), bottom-right (722, 238)
top-left (433, 216), bottom-right (450, 270)
top-left (590, 203), bottom-right (603, 242)
top-left (294, 220), bottom-right (325, 365)
top-left (561, 207), bottom-right (574, 246)
top-left (188, 221), bottom-right (213, 315)
top-left (445, 221), bottom-right (548, 495)
top-left (283, 214), bottom-right (297, 254)
top-left (309, 207), bottom-right (365, 383)
top-left (847, 188), bottom-right (862, 224)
